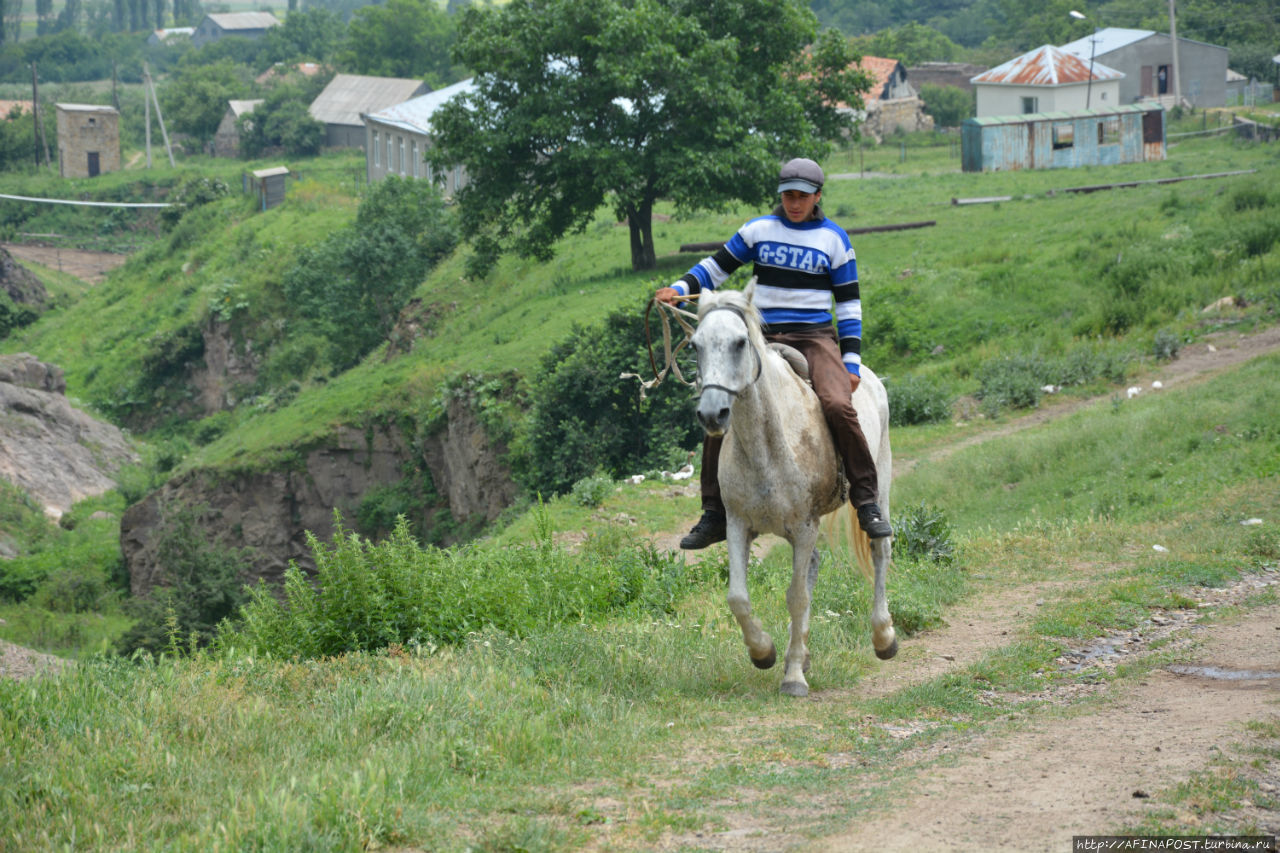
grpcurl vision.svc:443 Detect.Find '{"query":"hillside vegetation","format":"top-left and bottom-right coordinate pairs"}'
top-left (1, 102), bottom-right (1279, 850)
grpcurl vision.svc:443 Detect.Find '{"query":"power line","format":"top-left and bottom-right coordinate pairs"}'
top-left (0, 193), bottom-right (174, 208)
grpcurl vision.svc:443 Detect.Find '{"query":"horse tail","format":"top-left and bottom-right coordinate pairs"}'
top-left (822, 503), bottom-right (875, 584)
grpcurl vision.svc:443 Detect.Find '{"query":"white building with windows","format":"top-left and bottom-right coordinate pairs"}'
top-left (971, 45), bottom-right (1122, 118)
top-left (361, 78), bottom-right (475, 196)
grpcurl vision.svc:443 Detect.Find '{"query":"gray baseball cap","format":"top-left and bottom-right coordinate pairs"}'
top-left (777, 158), bottom-right (824, 194)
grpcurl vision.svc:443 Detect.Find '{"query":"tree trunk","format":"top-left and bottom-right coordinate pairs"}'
top-left (627, 201), bottom-right (656, 271)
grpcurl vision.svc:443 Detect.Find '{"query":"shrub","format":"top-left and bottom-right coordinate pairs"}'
top-left (117, 503), bottom-right (251, 655)
top-left (975, 353), bottom-right (1044, 415)
top-left (886, 374), bottom-right (953, 425)
top-left (892, 501), bottom-right (956, 565)
top-left (570, 473), bottom-right (615, 507)
top-left (282, 177), bottom-right (457, 370)
top-left (224, 513), bottom-right (710, 658)
top-left (1152, 328), bottom-right (1181, 362)
top-left (511, 297), bottom-right (701, 496)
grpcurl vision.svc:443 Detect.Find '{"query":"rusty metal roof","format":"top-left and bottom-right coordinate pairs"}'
top-left (971, 45), bottom-right (1123, 87)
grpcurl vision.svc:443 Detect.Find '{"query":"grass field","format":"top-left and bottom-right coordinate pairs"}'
top-left (2, 109), bottom-right (1279, 851)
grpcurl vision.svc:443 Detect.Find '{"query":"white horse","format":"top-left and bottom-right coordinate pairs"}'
top-left (690, 287), bottom-right (896, 697)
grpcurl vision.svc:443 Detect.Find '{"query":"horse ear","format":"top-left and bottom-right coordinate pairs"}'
top-left (743, 276), bottom-right (758, 304)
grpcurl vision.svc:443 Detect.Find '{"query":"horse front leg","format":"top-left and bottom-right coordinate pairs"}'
top-left (871, 537), bottom-right (897, 660)
top-left (725, 515), bottom-right (775, 670)
top-left (781, 526), bottom-right (821, 697)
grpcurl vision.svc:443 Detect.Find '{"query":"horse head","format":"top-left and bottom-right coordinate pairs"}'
top-left (690, 289), bottom-right (765, 437)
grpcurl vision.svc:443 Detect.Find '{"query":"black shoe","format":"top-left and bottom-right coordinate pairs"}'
top-left (679, 511), bottom-right (727, 550)
top-left (857, 503), bottom-right (893, 539)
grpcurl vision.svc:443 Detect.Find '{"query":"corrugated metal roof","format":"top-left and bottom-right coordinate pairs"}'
top-left (965, 102), bottom-right (1161, 125)
top-left (1061, 27), bottom-right (1226, 58)
top-left (206, 12), bottom-right (280, 30)
top-left (363, 78), bottom-right (477, 134)
top-left (309, 74), bottom-right (429, 127)
top-left (55, 103), bottom-right (119, 113)
top-left (972, 44), bottom-right (1123, 87)
top-left (228, 99), bottom-right (263, 117)
top-left (1060, 27), bottom-right (1155, 59)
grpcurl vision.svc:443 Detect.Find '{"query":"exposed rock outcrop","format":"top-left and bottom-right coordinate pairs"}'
top-left (0, 353), bottom-right (138, 519)
top-left (120, 401), bottom-right (519, 597)
top-left (0, 247), bottom-right (47, 308)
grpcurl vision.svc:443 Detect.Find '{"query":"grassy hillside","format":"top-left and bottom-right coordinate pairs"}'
top-left (2, 340), bottom-right (1276, 851)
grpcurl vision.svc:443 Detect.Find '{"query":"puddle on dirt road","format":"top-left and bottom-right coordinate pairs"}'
top-left (1167, 664), bottom-right (1280, 681)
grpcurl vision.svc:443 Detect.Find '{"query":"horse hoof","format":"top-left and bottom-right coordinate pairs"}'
top-left (780, 680), bottom-right (809, 697)
top-left (874, 637), bottom-right (899, 660)
top-left (751, 646), bottom-right (777, 670)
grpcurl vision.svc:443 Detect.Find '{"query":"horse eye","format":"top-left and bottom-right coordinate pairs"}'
top-left (733, 338), bottom-right (746, 352)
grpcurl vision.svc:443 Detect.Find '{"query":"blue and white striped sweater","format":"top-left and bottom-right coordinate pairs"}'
top-left (674, 209), bottom-right (863, 375)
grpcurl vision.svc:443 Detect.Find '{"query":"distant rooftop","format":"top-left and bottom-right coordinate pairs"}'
top-left (205, 11), bottom-right (280, 30)
top-left (363, 78), bottom-right (477, 134)
top-left (972, 44), bottom-right (1123, 86)
top-left (309, 73), bottom-right (429, 127)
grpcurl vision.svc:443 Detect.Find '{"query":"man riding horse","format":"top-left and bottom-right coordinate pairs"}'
top-left (655, 157), bottom-right (893, 547)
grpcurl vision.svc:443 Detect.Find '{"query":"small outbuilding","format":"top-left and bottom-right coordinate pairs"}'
top-left (55, 104), bottom-right (120, 179)
top-left (961, 103), bottom-right (1165, 173)
top-left (308, 73), bottom-right (429, 150)
top-left (213, 99), bottom-right (263, 158)
top-left (245, 166), bottom-right (289, 211)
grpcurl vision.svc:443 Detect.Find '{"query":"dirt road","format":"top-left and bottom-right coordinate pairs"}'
top-left (1, 242), bottom-right (129, 285)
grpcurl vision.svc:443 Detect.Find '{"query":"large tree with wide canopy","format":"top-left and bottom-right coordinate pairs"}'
top-left (430, 0), bottom-right (870, 272)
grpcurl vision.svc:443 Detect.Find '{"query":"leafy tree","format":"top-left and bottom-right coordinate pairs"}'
top-left (237, 84), bottom-right (325, 157)
top-left (263, 7), bottom-right (343, 64)
top-left (431, 0), bottom-right (869, 274)
top-left (282, 177), bottom-right (457, 369)
top-left (850, 21), bottom-right (960, 65)
top-left (512, 299), bottom-right (702, 496)
top-left (919, 82), bottom-right (973, 127)
top-left (36, 0), bottom-right (54, 35)
top-left (337, 0), bottom-right (455, 83)
top-left (160, 59), bottom-right (255, 143)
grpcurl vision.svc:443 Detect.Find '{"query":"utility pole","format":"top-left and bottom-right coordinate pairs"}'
top-left (142, 62), bottom-right (175, 167)
top-left (145, 71), bottom-right (152, 168)
top-left (1169, 0), bottom-right (1183, 107)
top-left (31, 61), bottom-right (40, 169)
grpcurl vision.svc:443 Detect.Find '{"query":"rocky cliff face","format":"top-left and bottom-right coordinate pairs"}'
top-left (120, 400), bottom-right (519, 597)
top-left (0, 353), bottom-right (138, 520)
top-left (0, 247), bottom-right (48, 309)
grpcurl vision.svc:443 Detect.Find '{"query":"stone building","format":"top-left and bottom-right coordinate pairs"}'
top-left (212, 99), bottom-right (263, 158)
top-left (848, 56), bottom-right (934, 141)
top-left (55, 104), bottom-right (120, 179)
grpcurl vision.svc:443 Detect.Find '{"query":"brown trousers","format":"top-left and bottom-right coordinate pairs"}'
top-left (700, 326), bottom-right (879, 512)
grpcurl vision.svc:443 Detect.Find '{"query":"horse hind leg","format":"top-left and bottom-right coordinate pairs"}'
top-left (871, 536), bottom-right (897, 660)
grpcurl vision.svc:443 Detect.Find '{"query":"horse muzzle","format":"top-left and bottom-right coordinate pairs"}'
top-left (696, 390), bottom-right (732, 436)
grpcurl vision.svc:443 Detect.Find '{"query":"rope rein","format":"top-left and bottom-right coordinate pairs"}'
top-left (620, 294), bottom-right (700, 399)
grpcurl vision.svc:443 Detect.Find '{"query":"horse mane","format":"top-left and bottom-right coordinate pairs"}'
top-left (697, 287), bottom-right (767, 353)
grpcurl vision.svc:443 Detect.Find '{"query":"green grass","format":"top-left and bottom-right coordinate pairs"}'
top-left (4, 340), bottom-right (1279, 849)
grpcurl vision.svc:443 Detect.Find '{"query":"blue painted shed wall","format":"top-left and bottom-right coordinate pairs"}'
top-left (962, 107), bottom-right (1164, 172)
